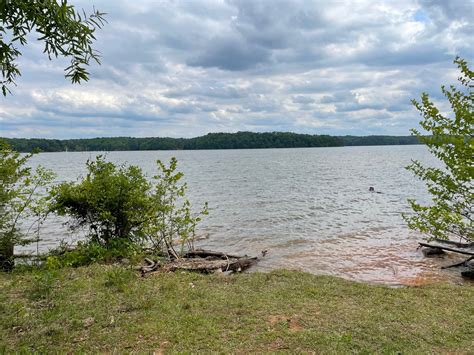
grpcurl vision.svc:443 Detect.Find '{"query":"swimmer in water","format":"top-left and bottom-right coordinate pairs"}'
top-left (369, 186), bottom-right (382, 194)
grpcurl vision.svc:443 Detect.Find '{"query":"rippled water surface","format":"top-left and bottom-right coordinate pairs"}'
top-left (23, 145), bottom-right (470, 285)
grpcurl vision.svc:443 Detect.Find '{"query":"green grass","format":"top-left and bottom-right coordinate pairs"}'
top-left (0, 265), bottom-right (473, 353)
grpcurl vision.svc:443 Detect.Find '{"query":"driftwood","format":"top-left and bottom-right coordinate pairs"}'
top-left (140, 258), bottom-right (161, 276)
top-left (420, 240), bottom-right (474, 279)
top-left (441, 256), bottom-right (474, 269)
top-left (183, 249), bottom-right (245, 260)
top-left (139, 249), bottom-right (261, 276)
top-left (418, 242), bottom-right (474, 255)
top-left (419, 242), bottom-right (474, 256)
top-left (433, 239), bottom-right (473, 248)
top-left (163, 256), bottom-right (258, 273)
top-left (431, 238), bottom-right (474, 248)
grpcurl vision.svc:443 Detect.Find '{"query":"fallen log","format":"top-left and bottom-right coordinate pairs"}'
top-left (183, 249), bottom-right (244, 260)
top-left (432, 238), bottom-right (474, 248)
top-left (418, 242), bottom-right (474, 256)
top-left (139, 249), bottom-right (259, 276)
top-left (163, 256), bottom-right (258, 273)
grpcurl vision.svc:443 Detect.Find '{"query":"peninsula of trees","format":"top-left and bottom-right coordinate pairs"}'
top-left (2, 132), bottom-right (421, 152)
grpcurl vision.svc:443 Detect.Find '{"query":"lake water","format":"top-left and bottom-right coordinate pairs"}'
top-left (22, 145), bottom-right (469, 286)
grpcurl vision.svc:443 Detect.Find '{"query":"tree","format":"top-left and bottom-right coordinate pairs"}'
top-left (0, 141), bottom-right (54, 270)
top-left (404, 57), bottom-right (473, 242)
top-left (0, 0), bottom-right (106, 95)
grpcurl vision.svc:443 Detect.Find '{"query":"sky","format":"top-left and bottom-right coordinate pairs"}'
top-left (1, 0), bottom-right (473, 139)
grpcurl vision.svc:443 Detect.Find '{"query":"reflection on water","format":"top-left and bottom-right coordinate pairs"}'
top-left (21, 145), bottom-right (471, 286)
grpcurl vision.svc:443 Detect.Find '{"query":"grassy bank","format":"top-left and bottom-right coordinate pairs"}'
top-left (1, 265), bottom-right (473, 353)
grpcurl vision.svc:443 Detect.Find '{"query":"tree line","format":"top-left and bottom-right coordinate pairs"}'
top-left (2, 132), bottom-right (421, 152)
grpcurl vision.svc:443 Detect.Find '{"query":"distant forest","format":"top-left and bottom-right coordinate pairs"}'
top-left (2, 132), bottom-right (421, 152)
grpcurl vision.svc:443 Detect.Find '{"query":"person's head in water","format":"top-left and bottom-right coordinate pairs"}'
top-left (369, 186), bottom-right (375, 192)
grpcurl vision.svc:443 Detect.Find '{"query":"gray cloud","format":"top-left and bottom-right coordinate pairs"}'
top-left (188, 34), bottom-right (271, 71)
top-left (1, 0), bottom-right (473, 139)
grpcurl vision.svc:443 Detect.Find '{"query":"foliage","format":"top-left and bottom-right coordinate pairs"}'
top-left (404, 57), bottom-right (473, 242)
top-left (341, 135), bottom-right (420, 146)
top-left (0, 141), bottom-right (54, 270)
top-left (146, 157), bottom-right (208, 259)
top-left (45, 239), bottom-right (141, 269)
top-left (0, 0), bottom-right (106, 95)
top-left (50, 156), bottom-right (152, 247)
top-left (1, 132), bottom-right (422, 153)
top-left (49, 156), bottom-right (208, 261)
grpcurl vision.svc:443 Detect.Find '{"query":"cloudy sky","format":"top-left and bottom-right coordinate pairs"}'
top-left (1, 0), bottom-right (473, 139)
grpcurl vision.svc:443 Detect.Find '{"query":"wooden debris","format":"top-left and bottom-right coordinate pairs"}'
top-left (163, 256), bottom-right (258, 273)
top-left (139, 249), bottom-right (260, 276)
top-left (183, 249), bottom-right (244, 260)
top-left (139, 258), bottom-right (161, 276)
top-left (419, 242), bottom-right (474, 256)
top-left (420, 239), bottom-right (474, 279)
top-left (432, 238), bottom-right (474, 248)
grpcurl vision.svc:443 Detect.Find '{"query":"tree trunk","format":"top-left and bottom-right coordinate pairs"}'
top-left (0, 241), bottom-right (14, 272)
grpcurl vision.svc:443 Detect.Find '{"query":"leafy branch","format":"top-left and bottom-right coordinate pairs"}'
top-left (0, 0), bottom-right (106, 95)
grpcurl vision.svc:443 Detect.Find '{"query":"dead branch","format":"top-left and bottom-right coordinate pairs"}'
top-left (139, 249), bottom-right (259, 275)
top-left (441, 256), bottom-right (474, 269)
top-left (419, 242), bottom-right (474, 256)
top-left (183, 249), bottom-right (244, 260)
top-left (432, 238), bottom-right (474, 248)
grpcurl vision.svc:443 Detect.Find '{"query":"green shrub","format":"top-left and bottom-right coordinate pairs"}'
top-left (0, 141), bottom-right (54, 271)
top-left (46, 239), bottom-right (141, 269)
top-left (145, 157), bottom-right (208, 259)
top-left (48, 156), bottom-right (207, 265)
top-left (50, 156), bottom-right (152, 247)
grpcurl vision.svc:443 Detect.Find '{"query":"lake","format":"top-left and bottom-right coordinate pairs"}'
top-left (22, 145), bottom-right (467, 285)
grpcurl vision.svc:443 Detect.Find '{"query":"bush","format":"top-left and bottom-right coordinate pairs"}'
top-left (49, 156), bottom-right (208, 263)
top-left (145, 157), bottom-right (208, 259)
top-left (46, 239), bottom-right (140, 269)
top-left (0, 141), bottom-right (54, 271)
top-left (50, 156), bottom-right (152, 247)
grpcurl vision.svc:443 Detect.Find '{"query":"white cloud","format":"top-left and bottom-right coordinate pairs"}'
top-left (1, 0), bottom-right (473, 138)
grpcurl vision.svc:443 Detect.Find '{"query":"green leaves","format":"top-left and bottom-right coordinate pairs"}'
top-left (404, 57), bottom-right (473, 242)
top-left (1, 0), bottom-right (106, 95)
top-left (50, 156), bottom-right (151, 246)
top-left (0, 140), bottom-right (55, 267)
top-left (49, 156), bottom-right (208, 258)
top-left (146, 157), bottom-right (209, 259)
